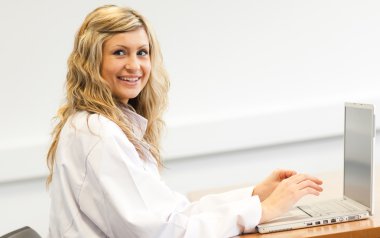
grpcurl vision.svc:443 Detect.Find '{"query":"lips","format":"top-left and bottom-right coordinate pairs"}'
top-left (117, 76), bottom-right (141, 82)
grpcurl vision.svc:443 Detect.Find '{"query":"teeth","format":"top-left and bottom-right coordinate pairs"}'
top-left (119, 76), bottom-right (139, 82)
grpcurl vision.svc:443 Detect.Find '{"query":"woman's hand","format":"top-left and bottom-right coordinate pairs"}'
top-left (252, 169), bottom-right (297, 201)
top-left (259, 173), bottom-right (323, 223)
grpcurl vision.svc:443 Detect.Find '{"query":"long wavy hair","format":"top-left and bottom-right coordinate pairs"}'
top-left (46, 5), bottom-right (169, 185)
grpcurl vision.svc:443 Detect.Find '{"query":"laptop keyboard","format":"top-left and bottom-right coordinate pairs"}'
top-left (298, 199), bottom-right (362, 217)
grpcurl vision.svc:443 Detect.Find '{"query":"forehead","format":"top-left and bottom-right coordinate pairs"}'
top-left (103, 28), bottom-right (149, 48)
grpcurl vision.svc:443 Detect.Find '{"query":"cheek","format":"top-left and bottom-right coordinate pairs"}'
top-left (143, 62), bottom-right (152, 78)
top-left (101, 62), bottom-right (119, 80)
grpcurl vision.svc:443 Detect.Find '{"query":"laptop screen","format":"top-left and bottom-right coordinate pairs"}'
top-left (344, 103), bottom-right (374, 209)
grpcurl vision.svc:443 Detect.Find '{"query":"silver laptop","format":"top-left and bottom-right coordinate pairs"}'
top-left (257, 102), bottom-right (376, 233)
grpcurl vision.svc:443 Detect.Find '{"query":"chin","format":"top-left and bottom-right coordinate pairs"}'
top-left (120, 93), bottom-right (140, 103)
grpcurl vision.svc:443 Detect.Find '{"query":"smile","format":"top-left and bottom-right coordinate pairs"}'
top-left (117, 76), bottom-right (141, 82)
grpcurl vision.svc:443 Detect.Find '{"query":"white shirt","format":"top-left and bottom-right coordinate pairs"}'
top-left (48, 110), bottom-right (262, 238)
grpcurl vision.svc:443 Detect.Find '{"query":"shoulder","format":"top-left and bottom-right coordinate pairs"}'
top-left (59, 111), bottom-right (137, 160)
top-left (59, 111), bottom-right (132, 152)
top-left (66, 111), bottom-right (125, 139)
top-left (65, 111), bottom-right (142, 168)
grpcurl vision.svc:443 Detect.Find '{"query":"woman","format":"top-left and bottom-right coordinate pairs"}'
top-left (47, 5), bottom-right (323, 237)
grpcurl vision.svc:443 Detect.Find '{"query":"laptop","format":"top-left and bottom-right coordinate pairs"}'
top-left (257, 102), bottom-right (376, 233)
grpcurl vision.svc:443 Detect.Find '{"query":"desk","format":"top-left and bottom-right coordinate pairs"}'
top-left (238, 166), bottom-right (380, 238)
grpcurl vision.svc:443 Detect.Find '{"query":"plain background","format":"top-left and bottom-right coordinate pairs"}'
top-left (0, 0), bottom-right (379, 236)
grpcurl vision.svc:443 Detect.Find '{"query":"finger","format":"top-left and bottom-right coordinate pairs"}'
top-left (297, 180), bottom-right (323, 192)
top-left (284, 173), bottom-right (306, 183)
top-left (310, 177), bottom-right (323, 185)
top-left (277, 170), bottom-right (297, 180)
top-left (300, 187), bottom-right (321, 197)
top-left (287, 173), bottom-right (323, 185)
top-left (283, 170), bottom-right (297, 178)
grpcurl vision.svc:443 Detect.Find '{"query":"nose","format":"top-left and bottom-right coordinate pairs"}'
top-left (124, 55), bottom-right (139, 71)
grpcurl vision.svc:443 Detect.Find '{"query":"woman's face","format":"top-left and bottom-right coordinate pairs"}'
top-left (101, 28), bottom-right (151, 104)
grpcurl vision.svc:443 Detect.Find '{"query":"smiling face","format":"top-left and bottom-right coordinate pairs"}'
top-left (101, 28), bottom-right (151, 104)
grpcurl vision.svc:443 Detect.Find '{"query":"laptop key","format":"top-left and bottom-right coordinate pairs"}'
top-left (298, 200), bottom-right (361, 217)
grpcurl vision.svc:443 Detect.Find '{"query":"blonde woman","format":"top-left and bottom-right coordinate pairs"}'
top-left (47, 5), bottom-right (323, 238)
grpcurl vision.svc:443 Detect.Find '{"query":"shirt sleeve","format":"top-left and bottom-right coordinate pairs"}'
top-left (77, 127), bottom-right (262, 238)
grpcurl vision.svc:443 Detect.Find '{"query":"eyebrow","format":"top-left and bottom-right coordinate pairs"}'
top-left (114, 44), bottom-right (149, 50)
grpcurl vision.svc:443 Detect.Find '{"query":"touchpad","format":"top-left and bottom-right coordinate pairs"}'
top-left (264, 207), bottom-right (310, 224)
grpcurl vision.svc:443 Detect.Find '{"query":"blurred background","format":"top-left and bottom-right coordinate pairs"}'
top-left (0, 0), bottom-right (379, 236)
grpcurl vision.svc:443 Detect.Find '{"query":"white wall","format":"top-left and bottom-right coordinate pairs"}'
top-left (1, 0), bottom-right (380, 181)
top-left (0, 0), bottom-right (380, 236)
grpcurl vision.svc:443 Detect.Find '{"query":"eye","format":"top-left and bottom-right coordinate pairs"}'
top-left (113, 49), bottom-right (126, 56)
top-left (137, 49), bottom-right (149, 56)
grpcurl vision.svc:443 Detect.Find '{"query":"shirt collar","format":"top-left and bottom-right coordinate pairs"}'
top-left (120, 106), bottom-right (148, 140)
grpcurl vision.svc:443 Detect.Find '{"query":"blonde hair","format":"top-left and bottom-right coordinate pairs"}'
top-left (46, 5), bottom-right (169, 185)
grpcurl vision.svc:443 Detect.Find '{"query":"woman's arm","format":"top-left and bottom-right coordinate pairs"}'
top-left (76, 119), bottom-right (262, 237)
